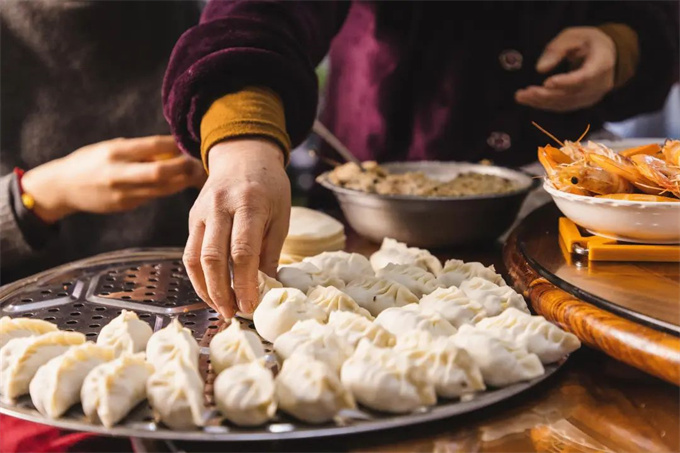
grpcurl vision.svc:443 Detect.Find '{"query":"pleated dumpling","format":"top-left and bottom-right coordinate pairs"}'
top-left (307, 286), bottom-right (373, 319)
top-left (214, 360), bottom-right (276, 426)
top-left (146, 357), bottom-right (206, 430)
top-left (273, 320), bottom-right (353, 373)
top-left (303, 251), bottom-right (374, 283)
top-left (374, 304), bottom-right (457, 337)
top-left (459, 277), bottom-right (528, 317)
top-left (369, 238), bottom-right (443, 275)
top-left (96, 310), bottom-right (153, 357)
top-left (236, 271), bottom-right (283, 320)
top-left (81, 352), bottom-right (154, 428)
top-left (452, 325), bottom-right (544, 387)
top-left (209, 321), bottom-right (265, 374)
top-left (475, 308), bottom-right (581, 364)
top-left (0, 316), bottom-right (58, 348)
top-left (275, 353), bottom-right (355, 424)
top-left (436, 259), bottom-right (507, 288)
top-left (30, 342), bottom-right (115, 418)
top-left (419, 287), bottom-right (487, 327)
top-left (145, 318), bottom-right (200, 370)
top-left (376, 263), bottom-right (440, 298)
top-left (0, 331), bottom-right (85, 399)
top-left (325, 311), bottom-right (395, 349)
top-left (253, 287), bottom-right (326, 343)
top-left (340, 340), bottom-right (436, 413)
top-left (277, 262), bottom-right (344, 293)
top-left (394, 331), bottom-right (485, 398)
top-left (343, 276), bottom-right (418, 317)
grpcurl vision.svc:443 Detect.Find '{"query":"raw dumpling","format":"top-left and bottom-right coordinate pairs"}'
top-left (307, 286), bottom-right (373, 319)
top-left (147, 357), bottom-right (206, 430)
top-left (369, 238), bottom-right (443, 275)
top-left (437, 259), bottom-right (507, 288)
top-left (343, 276), bottom-right (418, 317)
top-left (303, 251), bottom-right (374, 283)
top-left (475, 308), bottom-right (581, 364)
top-left (374, 304), bottom-right (457, 337)
top-left (145, 318), bottom-right (200, 370)
top-left (214, 360), bottom-right (276, 426)
top-left (253, 287), bottom-right (326, 343)
top-left (96, 310), bottom-right (153, 357)
top-left (209, 321), bottom-right (265, 374)
top-left (452, 324), bottom-right (544, 387)
top-left (277, 262), bottom-right (345, 293)
top-left (459, 277), bottom-right (528, 317)
top-left (394, 331), bottom-right (485, 398)
top-left (340, 340), bottom-right (436, 413)
top-left (325, 311), bottom-right (395, 348)
top-left (376, 263), bottom-right (440, 298)
top-left (0, 317), bottom-right (58, 348)
top-left (274, 320), bottom-right (353, 372)
top-left (81, 352), bottom-right (154, 428)
top-left (419, 287), bottom-right (487, 327)
top-left (0, 331), bottom-right (85, 399)
top-left (275, 353), bottom-right (355, 423)
top-left (236, 271), bottom-right (283, 320)
top-left (30, 343), bottom-right (115, 418)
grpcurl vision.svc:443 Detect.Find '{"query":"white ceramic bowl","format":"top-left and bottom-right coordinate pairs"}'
top-left (543, 180), bottom-right (680, 244)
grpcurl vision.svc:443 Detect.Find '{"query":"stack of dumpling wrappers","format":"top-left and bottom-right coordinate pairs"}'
top-left (279, 207), bottom-right (346, 265)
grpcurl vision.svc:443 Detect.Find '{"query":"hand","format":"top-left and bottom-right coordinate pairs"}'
top-left (21, 136), bottom-right (205, 223)
top-left (515, 27), bottom-right (616, 112)
top-left (183, 139), bottom-right (291, 319)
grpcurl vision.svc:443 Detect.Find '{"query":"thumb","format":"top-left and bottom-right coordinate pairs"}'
top-left (536, 29), bottom-right (581, 73)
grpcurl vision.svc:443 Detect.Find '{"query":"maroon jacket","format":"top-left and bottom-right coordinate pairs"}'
top-left (163, 1), bottom-right (678, 167)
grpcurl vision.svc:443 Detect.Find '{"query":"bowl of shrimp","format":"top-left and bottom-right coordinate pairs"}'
top-left (538, 131), bottom-right (680, 244)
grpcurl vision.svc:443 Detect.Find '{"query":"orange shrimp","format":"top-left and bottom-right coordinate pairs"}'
top-left (662, 139), bottom-right (680, 167)
top-left (558, 164), bottom-right (633, 195)
top-left (586, 152), bottom-right (663, 195)
top-left (538, 146), bottom-right (591, 195)
top-left (620, 143), bottom-right (662, 158)
top-left (631, 154), bottom-right (680, 198)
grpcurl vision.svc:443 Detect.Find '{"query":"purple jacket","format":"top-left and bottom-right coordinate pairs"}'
top-left (163, 1), bottom-right (678, 167)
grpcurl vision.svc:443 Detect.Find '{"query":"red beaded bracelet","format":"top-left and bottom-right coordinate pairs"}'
top-left (13, 167), bottom-right (36, 210)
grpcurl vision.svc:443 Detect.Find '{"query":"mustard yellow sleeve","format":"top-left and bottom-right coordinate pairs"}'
top-left (597, 23), bottom-right (640, 89)
top-left (200, 86), bottom-right (292, 172)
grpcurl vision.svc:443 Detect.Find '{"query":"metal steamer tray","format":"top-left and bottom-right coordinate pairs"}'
top-left (0, 248), bottom-right (566, 442)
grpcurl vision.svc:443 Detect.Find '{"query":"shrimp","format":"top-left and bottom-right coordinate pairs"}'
top-left (585, 152), bottom-right (664, 195)
top-left (662, 139), bottom-right (680, 167)
top-left (538, 146), bottom-right (591, 195)
top-left (558, 164), bottom-right (633, 195)
top-left (620, 143), bottom-right (662, 159)
top-left (631, 154), bottom-right (680, 198)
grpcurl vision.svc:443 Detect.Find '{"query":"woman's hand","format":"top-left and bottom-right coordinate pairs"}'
top-left (21, 135), bottom-right (205, 223)
top-left (183, 139), bottom-right (291, 319)
top-left (515, 27), bottom-right (617, 112)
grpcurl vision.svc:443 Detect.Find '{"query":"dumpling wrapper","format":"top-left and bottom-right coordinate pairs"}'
top-left (306, 286), bottom-right (373, 320)
top-left (376, 263), bottom-right (440, 298)
top-left (214, 360), bottom-right (276, 426)
top-left (236, 271), bottom-right (283, 320)
top-left (277, 262), bottom-right (345, 293)
top-left (253, 287), bottom-right (326, 343)
top-left (459, 277), bottom-right (529, 317)
top-left (369, 238), bottom-right (442, 275)
top-left (274, 320), bottom-right (354, 373)
top-left (374, 304), bottom-right (457, 337)
top-left (209, 321), bottom-right (265, 374)
top-left (437, 259), bottom-right (507, 288)
top-left (419, 287), bottom-right (487, 327)
top-left (0, 317), bottom-right (58, 349)
top-left (325, 311), bottom-right (395, 349)
top-left (96, 310), bottom-right (153, 357)
top-left (303, 251), bottom-right (374, 284)
top-left (343, 276), bottom-right (418, 317)
top-left (145, 318), bottom-right (200, 370)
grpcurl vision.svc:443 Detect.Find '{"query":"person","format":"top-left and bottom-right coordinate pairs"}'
top-left (162, 1), bottom-right (678, 320)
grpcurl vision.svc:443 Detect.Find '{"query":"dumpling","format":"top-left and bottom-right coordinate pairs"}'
top-left (252, 287), bottom-right (326, 343)
top-left (214, 360), bottom-right (276, 426)
top-left (0, 316), bottom-right (58, 348)
top-left (374, 304), bottom-right (457, 337)
top-left (277, 262), bottom-right (345, 293)
top-left (369, 238), bottom-right (442, 275)
top-left (459, 278), bottom-right (528, 317)
top-left (475, 308), bottom-right (581, 364)
top-left (340, 340), bottom-right (436, 413)
top-left (145, 318), bottom-right (200, 370)
top-left (146, 357), bottom-right (206, 430)
top-left (275, 353), bottom-right (355, 423)
top-left (307, 286), bottom-right (373, 319)
top-left (343, 276), bottom-right (418, 317)
top-left (303, 251), bottom-right (374, 283)
top-left (30, 343), bottom-right (115, 418)
top-left (81, 352), bottom-right (154, 428)
top-left (325, 311), bottom-right (395, 349)
top-left (274, 320), bottom-right (353, 373)
top-left (419, 287), bottom-right (487, 327)
top-left (236, 271), bottom-right (283, 320)
top-left (96, 310), bottom-right (153, 357)
top-left (0, 331), bottom-right (85, 399)
top-left (437, 259), bottom-right (507, 288)
top-left (376, 263), bottom-right (440, 298)
top-left (452, 324), bottom-right (544, 387)
top-left (394, 331), bottom-right (485, 398)
top-left (209, 321), bottom-right (265, 374)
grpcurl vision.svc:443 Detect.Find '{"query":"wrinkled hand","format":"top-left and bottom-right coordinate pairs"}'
top-left (183, 139), bottom-right (291, 319)
top-left (515, 27), bottom-right (616, 112)
top-left (22, 136), bottom-right (205, 223)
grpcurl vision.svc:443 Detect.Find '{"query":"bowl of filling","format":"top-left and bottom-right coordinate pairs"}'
top-left (316, 161), bottom-right (536, 247)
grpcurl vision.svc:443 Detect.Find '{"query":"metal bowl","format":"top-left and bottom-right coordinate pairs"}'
top-left (317, 162), bottom-right (536, 248)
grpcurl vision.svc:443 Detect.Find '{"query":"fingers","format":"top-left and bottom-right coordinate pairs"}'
top-left (112, 156), bottom-right (196, 188)
top-left (183, 222), bottom-right (219, 313)
top-left (515, 86), bottom-right (590, 112)
top-left (260, 209), bottom-right (289, 278)
top-left (109, 135), bottom-right (180, 161)
top-left (536, 29), bottom-right (583, 73)
top-left (201, 213), bottom-right (236, 319)
top-left (543, 57), bottom-right (601, 90)
top-left (230, 208), bottom-right (266, 315)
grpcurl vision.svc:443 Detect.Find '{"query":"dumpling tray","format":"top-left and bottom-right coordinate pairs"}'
top-left (0, 248), bottom-right (565, 441)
